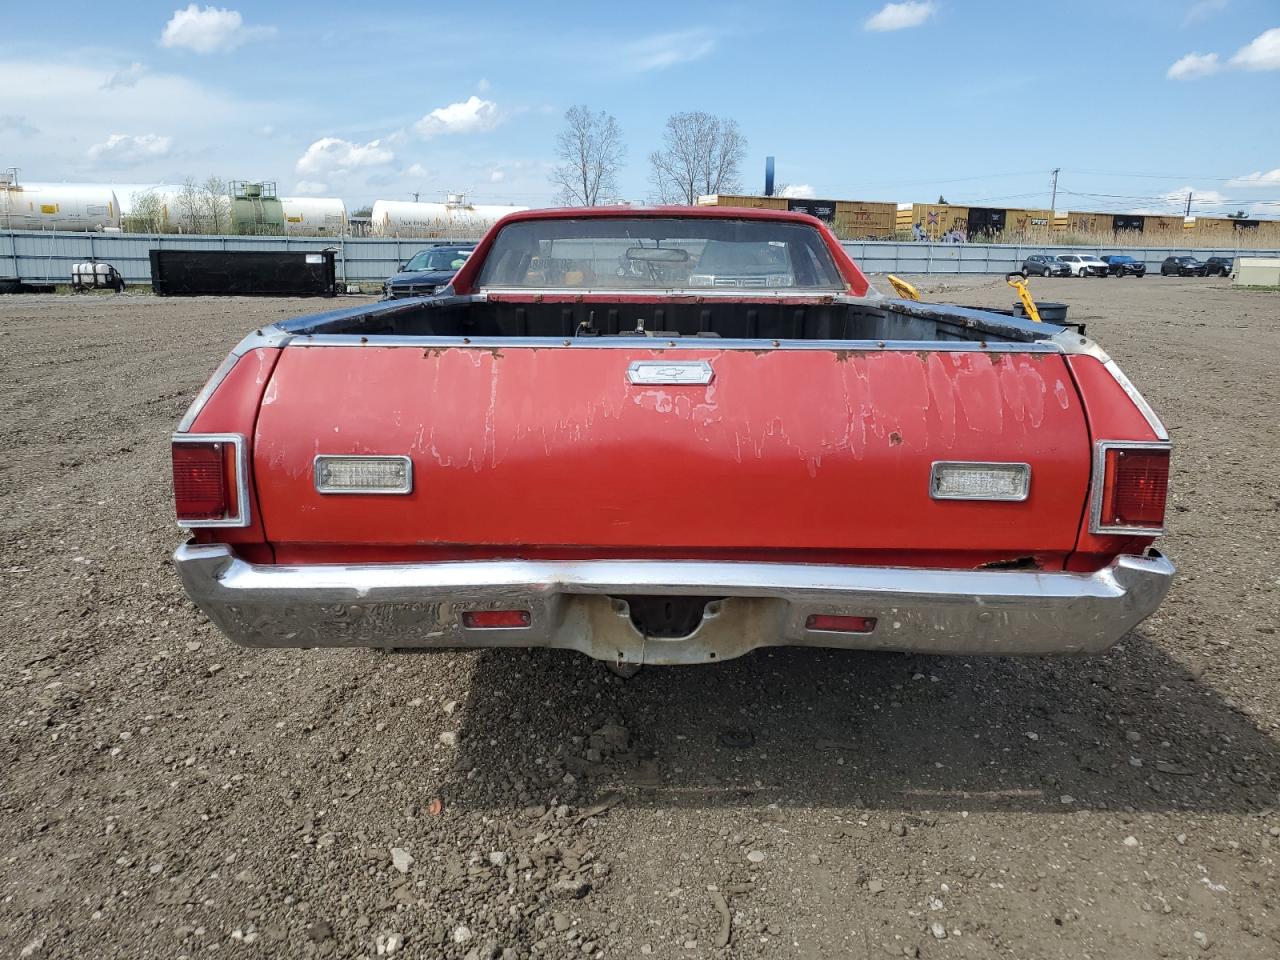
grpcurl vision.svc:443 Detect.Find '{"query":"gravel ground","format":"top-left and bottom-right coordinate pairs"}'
top-left (1, 277), bottom-right (1278, 960)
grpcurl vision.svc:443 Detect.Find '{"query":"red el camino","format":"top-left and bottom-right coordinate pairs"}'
top-left (171, 206), bottom-right (1173, 672)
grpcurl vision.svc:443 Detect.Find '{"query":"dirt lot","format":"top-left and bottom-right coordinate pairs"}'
top-left (1, 276), bottom-right (1278, 960)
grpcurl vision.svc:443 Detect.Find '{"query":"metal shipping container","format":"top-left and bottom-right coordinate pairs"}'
top-left (695, 194), bottom-right (790, 211)
top-left (899, 204), bottom-right (971, 240)
top-left (1189, 217), bottom-right (1280, 243)
top-left (1004, 208), bottom-right (1055, 236)
top-left (833, 200), bottom-right (897, 238)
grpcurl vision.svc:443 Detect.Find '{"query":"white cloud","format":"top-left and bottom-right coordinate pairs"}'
top-left (295, 137), bottom-right (394, 178)
top-left (102, 62), bottom-right (146, 90)
top-left (1227, 168), bottom-right (1280, 188)
top-left (413, 96), bottom-right (500, 138)
top-left (1129, 185), bottom-right (1229, 215)
top-left (489, 169), bottom-right (505, 183)
top-left (476, 78), bottom-right (491, 92)
top-left (1184, 0), bottom-right (1228, 25)
top-left (293, 179), bottom-right (328, 195)
top-left (160, 4), bottom-right (275, 54)
top-left (87, 133), bottom-right (173, 165)
top-left (403, 163), bottom-right (428, 177)
top-left (1230, 27), bottom-right (1280, 71)
top-left (0, 58), bottom-right (284, 182)
top-left (778, 184), bottom-right (815, 198)
top-left (1166, 51), bottom-right (1220, 79)
top-left (864, 1), bottom-right (937, 32)
top-left (622, 29), bottom-right (717, 71)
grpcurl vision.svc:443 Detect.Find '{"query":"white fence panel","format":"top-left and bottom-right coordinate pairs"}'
top-left (3, 229), bottom-right (1278, 285)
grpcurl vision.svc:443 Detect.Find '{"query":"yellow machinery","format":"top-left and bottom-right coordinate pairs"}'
top-left (1005, 272), bottom-right (1042, 323)
top-left (885, 274), bottom-right (921, 301)
top-left (887, 271), bottom-right (1043, 325)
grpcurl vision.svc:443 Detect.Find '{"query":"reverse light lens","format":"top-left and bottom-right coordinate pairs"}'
top-left (1101, 447), bottom-right (1169, 529)
top-left (930, 462), bottom-right (1031, 501)
top-left (314, 456), bottom-right (412, 494)
top-left (462, 610), bottom-right (532, 629)
top-left (806, 614), bottom-right (877, 634)
top-left (173, 442), bottom-right (228, 520)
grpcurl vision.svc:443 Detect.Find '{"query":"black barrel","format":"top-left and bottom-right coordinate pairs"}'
top-left (1013, 301), bottom-right (1069, 323)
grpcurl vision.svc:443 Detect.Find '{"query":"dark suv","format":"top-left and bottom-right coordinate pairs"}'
top-left (1020, 254), bottom-right (1072, 277)
top-left (1101, 255), bottom-right (1146, 277)
top-left (1160, 256), bottom-right (1207, 277)
top-left (1204, 256), bottom-right (1234, 276)
top-left (383, 244), bottom-right (475, 299)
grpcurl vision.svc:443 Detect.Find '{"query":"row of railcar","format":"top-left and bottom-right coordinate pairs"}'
top-left (5, 178), bottom-right (1277, 243)
top-left (0, 179), bottom-right (529, 239)
top-left (697, 194), bottom-right (1280, 244)
top-left (1, 180), bottom-right (350, 236)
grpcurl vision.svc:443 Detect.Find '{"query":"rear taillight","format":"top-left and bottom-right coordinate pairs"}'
top-left (172, 434), bottom-right (248, 527)
top-left (1092, 442), bottom-right (1169, 534)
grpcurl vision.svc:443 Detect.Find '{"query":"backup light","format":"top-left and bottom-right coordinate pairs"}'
top-left (930, 462), bottom-right (1031, 501)
top-left (314, 456), bottom-right (412, 494)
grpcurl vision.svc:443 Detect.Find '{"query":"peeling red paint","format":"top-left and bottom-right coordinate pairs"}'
top-left (253, 345), bottom-right (1090, 555)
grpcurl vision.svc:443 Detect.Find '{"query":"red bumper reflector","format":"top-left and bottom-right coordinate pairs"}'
top-left (806, 614), bottom-right (877, 633)
top-left (1102, 448), bottom-right (1169, 528)
top-left (173, 442), bottom-right (229, 521)
top-left (462, 610), bottom-right (532, 629)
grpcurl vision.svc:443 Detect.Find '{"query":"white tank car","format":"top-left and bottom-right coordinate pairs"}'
top-left (280, 197), bottom-right (348, 235)
top-left (370, 196), bottom-right (527, 238)
top-left (1, 183), bottom-right (121, 231)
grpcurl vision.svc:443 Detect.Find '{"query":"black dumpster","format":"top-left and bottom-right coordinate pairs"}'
top-left (150, 249), bottom-right (337, 297)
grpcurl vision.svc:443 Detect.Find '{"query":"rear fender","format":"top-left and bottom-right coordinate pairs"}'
top-left (1063, 352), bottom-right (1169, 571)
top-left (179, 346), bottom-right (281, 555)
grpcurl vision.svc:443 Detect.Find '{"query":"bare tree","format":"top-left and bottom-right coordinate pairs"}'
top-left (647, 111), bottom-right (747, 205)
top-left (127, 189), bottom-right (168, 233)
top-left (550, 105), bottom-right (625, 206)
top-left (176, 178), bottom-right (203, 233)
top-left (201, 176), bottom-right (231, 234)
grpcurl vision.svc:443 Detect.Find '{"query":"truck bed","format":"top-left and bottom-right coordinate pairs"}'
top-left (276, 293), bottom-right (1058, 345)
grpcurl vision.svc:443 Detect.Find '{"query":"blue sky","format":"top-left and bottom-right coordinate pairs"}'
top-left (4, 0), bottom-right (1279, 217)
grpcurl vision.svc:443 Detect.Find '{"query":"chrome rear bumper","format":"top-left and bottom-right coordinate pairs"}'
top-left (174, 544), bottom-right (1174, 665)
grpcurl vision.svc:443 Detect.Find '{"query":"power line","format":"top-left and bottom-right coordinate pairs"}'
top-left (1068, 168), bottom-right (1273, 183)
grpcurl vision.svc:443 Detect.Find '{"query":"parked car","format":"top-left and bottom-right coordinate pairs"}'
top-left (383, 244), bottom-right (475, 298)
top-left (1160, 256), bottom-right (1207, 277)
top-left (1057, 253), bottom-right (1110, 277)
top-left (1204, 256), bottom-right (1234, 277)
top-left (171, 206), bottom-right (1174, 672)
top-left (1100, 255), bottom-right (1147, 277)
top-left (1021, 254), bottom-right (1072, 277)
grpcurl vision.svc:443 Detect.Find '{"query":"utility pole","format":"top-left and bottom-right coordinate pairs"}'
top-left (1184, 192), bottom-right (1193, 217)
top-left (1050, 168), bottom-right (1060, 210)
top-left (411, 192), bottom-right (420, 203)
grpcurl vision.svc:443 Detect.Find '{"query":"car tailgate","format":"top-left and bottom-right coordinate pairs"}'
top-left (252, 344), bottom-right (1091, 564)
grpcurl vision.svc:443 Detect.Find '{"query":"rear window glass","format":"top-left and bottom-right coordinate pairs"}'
top-left (475, 217), bottom-right (844, 291)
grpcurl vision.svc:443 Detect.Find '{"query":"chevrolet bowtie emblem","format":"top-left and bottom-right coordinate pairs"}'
top-left (626, 360), bottom-right (714, 385)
